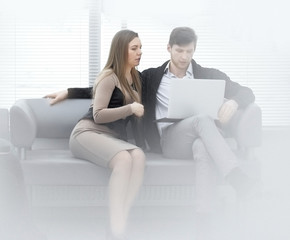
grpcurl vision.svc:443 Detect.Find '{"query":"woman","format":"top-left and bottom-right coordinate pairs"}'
top-left (69, 30), bottom-right (145, 240)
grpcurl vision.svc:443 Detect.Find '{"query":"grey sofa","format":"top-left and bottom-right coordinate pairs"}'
top-left (0, 108), bottom-right (10, 152)
top-left (8, 98), bottom-right (262, 207)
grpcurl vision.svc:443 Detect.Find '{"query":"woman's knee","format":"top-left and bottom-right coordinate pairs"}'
top-left (109, 151), bottom-right (133, 171)
top-left (129, 149), bottom-right (146, 169)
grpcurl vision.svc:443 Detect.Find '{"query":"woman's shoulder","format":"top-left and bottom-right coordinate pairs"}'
top-left (97, 70), bottom-right (119, 87)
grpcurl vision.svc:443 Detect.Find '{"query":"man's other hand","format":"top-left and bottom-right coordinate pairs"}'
top-left (218, 99), bottom-right (238, 124)
top-left (44, 90), bottom-right (68, 105)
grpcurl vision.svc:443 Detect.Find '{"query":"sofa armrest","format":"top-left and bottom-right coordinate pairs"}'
top-left (0, 138), bottom-right (11, 153)
top-left (0, 108), bottom-right (11, 153)
top-left (10, 98), bottom-right (92, 150)
top-left (222, 103), bottom-right (262, 148)
top-left (10, 100), bottom-right (37, 149)
top-left (0, 108), bottom-right (10, 141)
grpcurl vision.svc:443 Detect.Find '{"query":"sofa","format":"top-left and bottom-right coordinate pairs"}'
top-left (8, 98), bottom-right (262, 207)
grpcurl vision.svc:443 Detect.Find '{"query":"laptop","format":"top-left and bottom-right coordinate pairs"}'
top-left (156, 79), bottom-right (226, 122)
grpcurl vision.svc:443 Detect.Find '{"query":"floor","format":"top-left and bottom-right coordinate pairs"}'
top-left (28, 128), bottom-right (290, 240)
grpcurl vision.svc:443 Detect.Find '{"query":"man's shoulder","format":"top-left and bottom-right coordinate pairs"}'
top-left (142, 61), bottom-right (169, 76)
top-left (192, 59), bottom-right (229, 80)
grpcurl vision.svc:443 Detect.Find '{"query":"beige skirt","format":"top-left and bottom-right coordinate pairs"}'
top-left (69, 119), bottom-right (139, 168)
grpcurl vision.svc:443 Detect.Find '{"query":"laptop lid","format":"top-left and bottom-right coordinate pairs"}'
top-left (156, 79), bottom-right (225, 122)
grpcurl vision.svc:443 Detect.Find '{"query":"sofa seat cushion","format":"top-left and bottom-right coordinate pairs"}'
top-left (21, 149), bottom-right (196, 186)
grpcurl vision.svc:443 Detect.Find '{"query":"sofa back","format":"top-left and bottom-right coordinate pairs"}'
top-left (10, 98), bottom-right (91, 148)
top-left (10, 98), bottom-right (262, 152)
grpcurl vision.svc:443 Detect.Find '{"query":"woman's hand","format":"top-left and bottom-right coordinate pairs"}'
top-left (130, 102), bottom-right (144, 117)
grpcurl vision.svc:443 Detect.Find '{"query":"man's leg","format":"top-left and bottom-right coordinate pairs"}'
top-left (161, 114), bottom-right (239, 176)
top-left (192, 138), bottom-right (218, 213)
top-left (161, 114), bottom-right (255, 198)
top-left (161, 116), bottom-right (221, 239)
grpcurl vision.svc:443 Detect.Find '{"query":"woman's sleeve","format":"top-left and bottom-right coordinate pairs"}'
top-left (93, 77), bottom-right (133, 124)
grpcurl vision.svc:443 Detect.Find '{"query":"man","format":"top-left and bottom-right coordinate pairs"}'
top-left (141, 27), bottom-right (256, 220)
top-left (46, 26), bottom-right (256, 237)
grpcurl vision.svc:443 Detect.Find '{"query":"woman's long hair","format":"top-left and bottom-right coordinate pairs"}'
top-left (93, 29), bottom-right (142, 103)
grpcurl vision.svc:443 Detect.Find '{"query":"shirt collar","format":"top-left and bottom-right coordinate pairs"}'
top-left (164, 61), bottom-right (194, 78)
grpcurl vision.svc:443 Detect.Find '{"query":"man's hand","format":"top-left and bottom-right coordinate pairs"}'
top-left (218, 99), bottom-right (238, 124)
top-left (44, 90), bottom-right (68, 105)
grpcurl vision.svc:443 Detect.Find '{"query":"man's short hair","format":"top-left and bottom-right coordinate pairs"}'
top-left (168, 27), bottom-right (198, 48)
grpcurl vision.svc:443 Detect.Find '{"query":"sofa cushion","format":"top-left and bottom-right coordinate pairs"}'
top-left (21, 149), bottom-right (196, 186)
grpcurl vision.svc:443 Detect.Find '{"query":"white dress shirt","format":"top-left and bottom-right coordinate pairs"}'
top-left (156, 62), bottom-right (194, 135)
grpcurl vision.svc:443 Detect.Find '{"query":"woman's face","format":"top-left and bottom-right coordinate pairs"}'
top-left (127, 37), bottom-right (142, 68)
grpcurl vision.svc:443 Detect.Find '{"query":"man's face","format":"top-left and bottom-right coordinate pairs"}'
top-left (167, 42), bottom-right (195, 70)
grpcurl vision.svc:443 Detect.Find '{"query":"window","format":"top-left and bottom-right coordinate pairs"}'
top-left (0, 0), bottom-right (101, 108)
top-left (101, 0), bottom-right (290, 127)
top-left (1, 0), bottom-right (289, 127)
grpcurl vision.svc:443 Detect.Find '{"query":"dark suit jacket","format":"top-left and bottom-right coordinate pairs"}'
top-left (141, 59), bottom-right (255, 153)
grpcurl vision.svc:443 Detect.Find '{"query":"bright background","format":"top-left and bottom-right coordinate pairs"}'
top-left (0, 0), bottom-right (290, 126)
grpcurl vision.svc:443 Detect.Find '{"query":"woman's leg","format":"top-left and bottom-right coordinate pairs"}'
top-left (108, 149), bottom-right (145, 238)
top-left (109, 151), bottom-right (133, 237)
top-left (69, 130), bottom-right (145, 237)
top-left (123, 149), bottom-right (145, 223)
